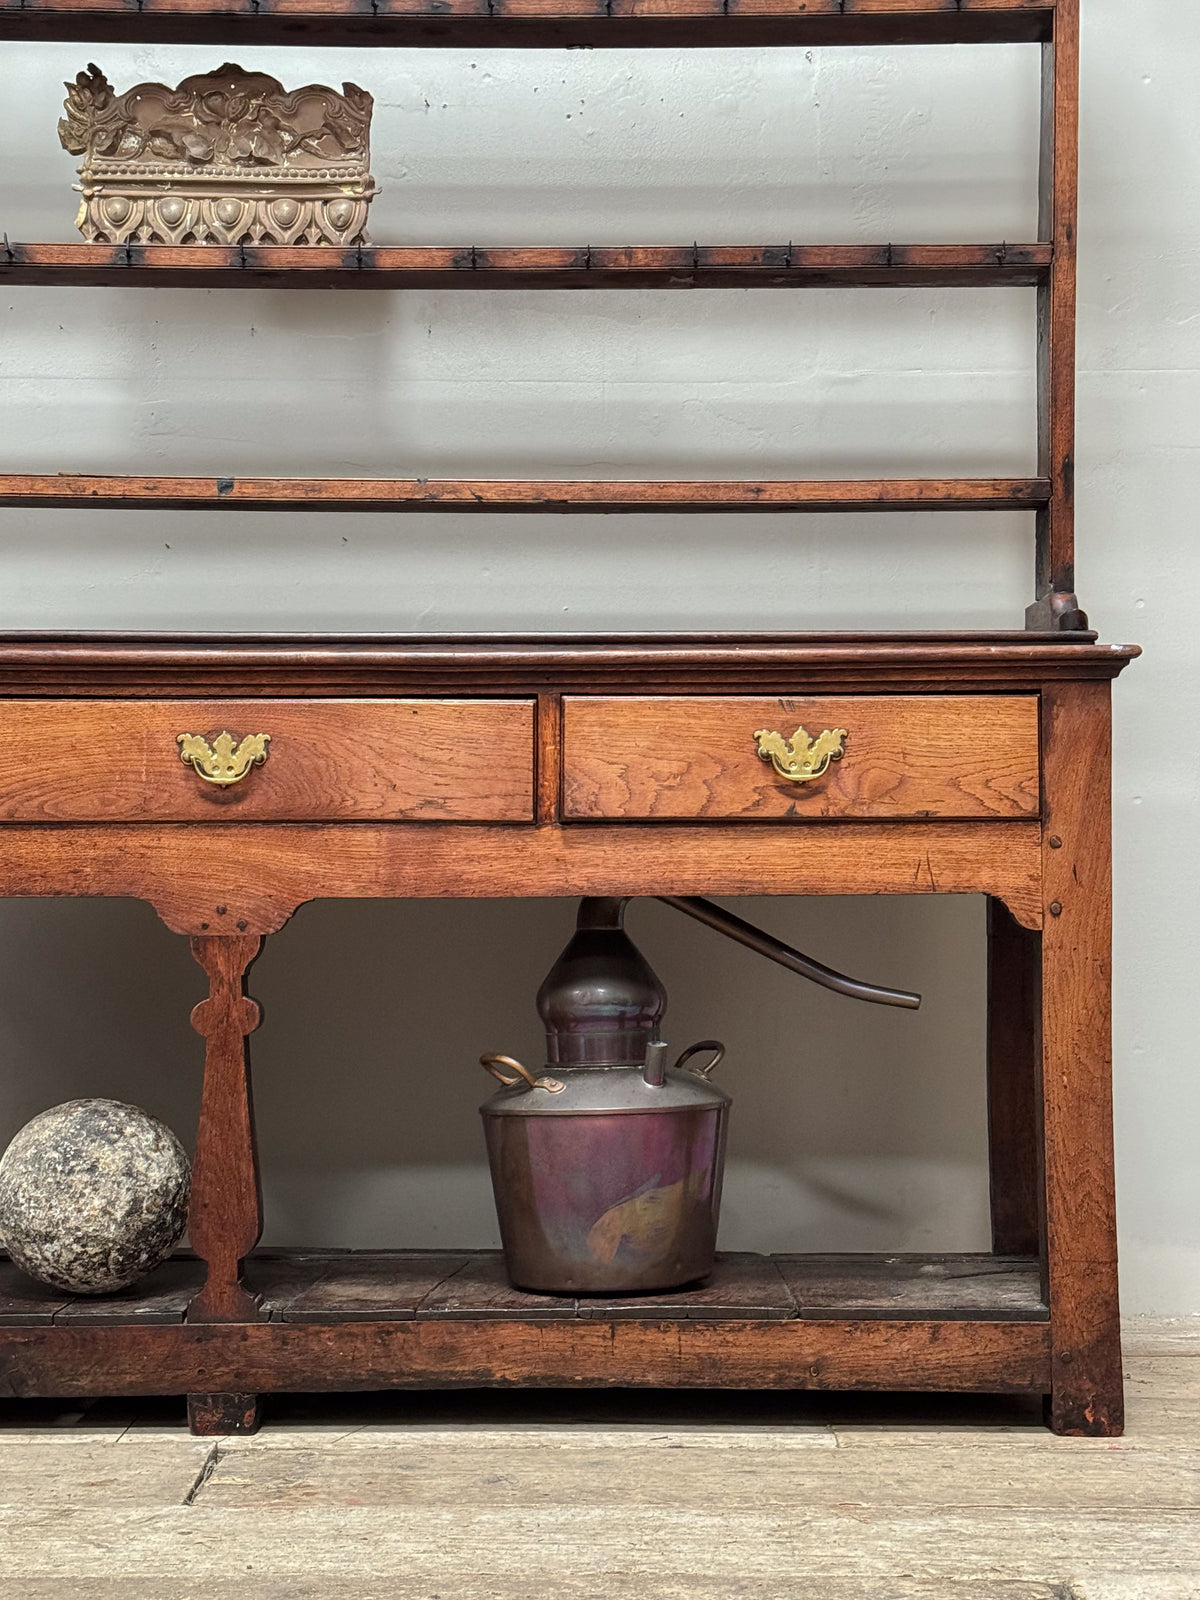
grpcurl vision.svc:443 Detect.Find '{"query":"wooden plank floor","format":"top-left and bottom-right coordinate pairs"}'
top-left (0, 1345), bottom-right (1196, 1597)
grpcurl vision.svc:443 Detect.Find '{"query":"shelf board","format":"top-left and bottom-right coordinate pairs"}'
top-left (0, 475), bottom-right (1050, 513)
top-left (0, 1252), bottom-right (1051, 1399)
top-left (1, 243), bottom-right (1052, 290)
top-left (1, 1250), bottom-right (1049, 1327)
top-left (0, 0), bottom-right (1058, 49)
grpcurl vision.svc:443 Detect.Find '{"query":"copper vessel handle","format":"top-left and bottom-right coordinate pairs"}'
top-left (480, 1054), bottom-right (565, 1094)
top-left (481, 1053), bottom-right (538, 1089)
top-left (673, 1040), bottom-right (726, 1080)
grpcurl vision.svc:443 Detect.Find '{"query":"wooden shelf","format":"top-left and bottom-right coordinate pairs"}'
top-left (0, 1250), bottom-right (1050, 1399)
top-left (0, 0), bottom-right (1058, 50)
top-left (0, 476), bottom-right (1050, 513)
top-left (1, 243), bottom-right (1052, 291)
top-left (1, 1250), bottom-right (1050, 1327)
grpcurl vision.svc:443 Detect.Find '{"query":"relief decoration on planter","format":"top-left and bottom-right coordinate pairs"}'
top-left (59, 63), bottom-right (378, 247)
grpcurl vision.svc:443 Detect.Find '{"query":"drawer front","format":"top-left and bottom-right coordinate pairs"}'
top-left (563, 696), bottom-right (1040, 822)
top-left (0, 699), bottom-right (535, 823)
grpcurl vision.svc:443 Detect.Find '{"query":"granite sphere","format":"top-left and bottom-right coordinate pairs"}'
top-left (0, 1099), bottom-right (191, 1294)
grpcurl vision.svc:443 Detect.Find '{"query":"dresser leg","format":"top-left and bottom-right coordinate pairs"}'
top-left (1040, 682), bottom-right (1123, 1436)
top-left (186, 934), bottom-right (266, 1325)
top-left (986, 898), bottom-right (1042, 1257)
top-left (188, 1392), bottom-right (262, 1437)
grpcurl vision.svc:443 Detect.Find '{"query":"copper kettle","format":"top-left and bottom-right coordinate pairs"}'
top-left (481, 896), bottom-right (919, 1296)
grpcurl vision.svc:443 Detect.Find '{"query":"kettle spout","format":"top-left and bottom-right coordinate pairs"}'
top-left (656, 895), bottom-right (920, 1010)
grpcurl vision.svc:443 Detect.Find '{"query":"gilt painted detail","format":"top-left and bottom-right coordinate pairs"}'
top-left (753, 725), bottom-right (848, 783)
top-left (177, 731), bottom-right (270, 787)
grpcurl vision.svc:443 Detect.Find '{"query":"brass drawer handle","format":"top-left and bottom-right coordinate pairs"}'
top-left (754, 725), bottom-right (847, 783)
top-left (177, 731), bottom-right (270, 787)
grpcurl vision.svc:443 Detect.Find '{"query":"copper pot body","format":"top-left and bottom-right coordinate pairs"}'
top-left (476, 892), bottom-right (919, 1296)
top-left (480, 1046), bottom-right (729, 1295)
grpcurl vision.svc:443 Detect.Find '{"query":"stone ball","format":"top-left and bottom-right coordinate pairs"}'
top-left (0, 1099), bottom-right (191, 1295)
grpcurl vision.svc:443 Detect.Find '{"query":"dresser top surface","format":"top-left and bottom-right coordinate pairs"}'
top-left (0, 631), bottom-right (1139, 695)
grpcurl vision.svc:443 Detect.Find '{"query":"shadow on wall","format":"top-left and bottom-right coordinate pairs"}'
top-left (0, 893), bottom-right (990, 1257)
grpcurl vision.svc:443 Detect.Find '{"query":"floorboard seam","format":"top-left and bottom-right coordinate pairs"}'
top-left (181, 1443), bottom-right (220, 1507)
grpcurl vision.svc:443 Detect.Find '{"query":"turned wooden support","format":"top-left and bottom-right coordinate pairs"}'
top-left (1040, 680), bottom-right (1123, 1436)
top-left (986, 898), bottom-right (1042, 1258)
top-left (186, 934), bottom-right (265, 1324)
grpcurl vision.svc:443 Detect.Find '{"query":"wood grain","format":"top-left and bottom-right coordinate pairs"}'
top-left (576, 1254), bottom-right (797, 1321)
top-left (1039, 680), bottom-right (1122, 1435)
top-left (186, 935), bottom-right (266, 1325)
top-left (563, 696), bottom-right (1040, 821)
top-left (0, 1263), bottom-right (71, 1325)
top-left (416, 1256), bottom-right (580, 1321)
top-left (0, 699), bottom-right (534, 823)
top-left (4, 1512), bottom-right (1199, 1594)
top-left (53, 1258), bottom-right (197, 1325)
top-left (0, 1583), bottom-right (1101, 1600)
top-left (195, 1440), bottom-right (1200, 1513)
top-left (232, 1253), bottom-right (336, 1321)
top-left (0, 241), bottom-right (1053, 289)
top-left (0, 1439), bottom-right (213, 1507)
top-left (986, 898), bottom-right (1043, 1256)
top-left (0, 475), bottom-right (1050, 514)
top-left (778, 1254), bottom-right (1046, 1322)
top-left (0, 1316), bottom-right (1051, 1396)
top-left (0, 820), bottom-right (1045, 933)
top-left (274, 1254), bottom-right (472, 1323)
top-left (2, 1509), bottom-right (1197, 1592)
top-left (535, 692), bottom-right (563, 824)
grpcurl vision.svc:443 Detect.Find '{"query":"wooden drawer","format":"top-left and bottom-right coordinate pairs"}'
top-left (562, 696), bottom-right (1040, 821)
top-left (0, 699), bottom-right (534, 823)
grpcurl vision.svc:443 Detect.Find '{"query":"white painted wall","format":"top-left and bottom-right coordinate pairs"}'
top-left (0, 0), bottom-right (1194, 1314)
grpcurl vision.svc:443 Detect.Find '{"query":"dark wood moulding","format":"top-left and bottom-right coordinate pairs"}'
top-left (0, 476), bottom-right (1050, 513)
top-left (0, 0), bottom-right (1058, 50)
top-left (1, 243), bottom-right (1053, 290)
top-left (0, 635), bottom-right (1136, 697)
